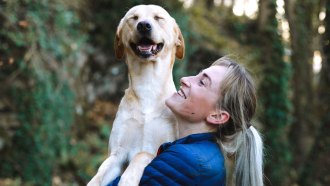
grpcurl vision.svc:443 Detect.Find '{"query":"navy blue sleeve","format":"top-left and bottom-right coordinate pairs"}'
top-left (106, 176), bottom-right (120, 186)
top-left (139, 145), bottom-right (199, 186)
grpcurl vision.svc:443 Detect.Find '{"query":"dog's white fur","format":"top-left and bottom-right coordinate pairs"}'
top-left (88, 5), bottom-right (184, 186)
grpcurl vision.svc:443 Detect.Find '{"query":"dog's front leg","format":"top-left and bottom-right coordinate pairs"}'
top-left (88, 153), bottom-right (125, 186)
top-left (118, 152), bottom-right (155, 186)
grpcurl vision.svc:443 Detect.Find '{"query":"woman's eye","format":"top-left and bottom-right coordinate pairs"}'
top-left (199, 80), bottom-right (205, 86)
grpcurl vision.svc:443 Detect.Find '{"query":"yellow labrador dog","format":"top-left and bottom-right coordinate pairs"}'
top-left (88, 4), bottom-right (184, 186)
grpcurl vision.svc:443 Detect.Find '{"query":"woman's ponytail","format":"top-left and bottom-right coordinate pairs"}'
top-left (212, 56), bottom-right (263, 186)
top-left (235, 126), bottom-right (263, 186)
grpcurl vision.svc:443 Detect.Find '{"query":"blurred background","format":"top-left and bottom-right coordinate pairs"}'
top-left (0, 0), bottom-right (329, 185)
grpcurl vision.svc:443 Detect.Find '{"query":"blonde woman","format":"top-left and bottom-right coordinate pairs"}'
top-left (107, 56), bottom-right (263, 186)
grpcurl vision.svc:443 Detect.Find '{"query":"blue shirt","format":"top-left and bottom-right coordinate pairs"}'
top-left (107, 133), bottom-right (226, 186)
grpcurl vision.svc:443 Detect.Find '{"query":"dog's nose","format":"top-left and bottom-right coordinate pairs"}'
top-left (137, 21), bottom-right (152, 34)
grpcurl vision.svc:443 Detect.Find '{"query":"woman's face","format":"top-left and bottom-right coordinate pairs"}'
top-left (166, 65), bottom-right (228, 123)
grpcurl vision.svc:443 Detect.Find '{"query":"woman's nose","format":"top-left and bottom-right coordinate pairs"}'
top-left (180, 77), bottom-right (191, 87)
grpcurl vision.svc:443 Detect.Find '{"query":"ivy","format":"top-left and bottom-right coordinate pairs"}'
top-left (257, 1), bottom-right (293, 185)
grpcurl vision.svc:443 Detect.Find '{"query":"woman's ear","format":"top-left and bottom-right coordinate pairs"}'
top-left (206, 111), bottom-right (230, 125)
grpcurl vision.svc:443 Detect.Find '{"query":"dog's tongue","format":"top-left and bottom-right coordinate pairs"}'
top-left (138, 45), bottom-right (157, 52)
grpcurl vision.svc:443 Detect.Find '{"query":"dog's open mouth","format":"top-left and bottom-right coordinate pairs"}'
top-left (130, 38), bottom-right (164, 58)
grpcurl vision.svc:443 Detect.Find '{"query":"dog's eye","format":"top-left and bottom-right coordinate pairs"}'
top-left (132, 15), bottom-right (139, 20)
top-left (154, 15), bottom-right (163, 21)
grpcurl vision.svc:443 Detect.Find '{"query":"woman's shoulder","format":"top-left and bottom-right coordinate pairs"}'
top-left (167, 140), bottom-right (225, 167)
top-left (167, 140), bottom-right (226, 181)
top-left (142, 138), bottom-right (226, 186)
top-left (170, 135), bottom-right (222, 153)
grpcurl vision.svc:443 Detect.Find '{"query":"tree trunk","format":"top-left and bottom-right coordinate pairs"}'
top-left (299, 1), bottom-right (330, 185)
top-left (257, 0), bottom-right (270, 30)
top-left (206, 0), bottom-right (214, 10)
top-left (257, 0), bottom-right (292, 185)
top-left (284, 0), bottom-right (318, 182)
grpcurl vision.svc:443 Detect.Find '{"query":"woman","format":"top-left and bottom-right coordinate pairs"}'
top-left (108, 56), bottom-right (263, 186)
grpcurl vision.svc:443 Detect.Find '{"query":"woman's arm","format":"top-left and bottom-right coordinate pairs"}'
top-left (107, 145), bottom-right (199, 186)
top-left (139, 145), bottom-right (199, 186)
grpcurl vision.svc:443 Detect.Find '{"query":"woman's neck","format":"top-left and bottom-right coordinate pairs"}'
top-left (177, 117), bottom-right (217, 139)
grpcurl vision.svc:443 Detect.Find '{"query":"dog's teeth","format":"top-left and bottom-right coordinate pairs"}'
top-left (138, 45), bottom-right (152, 52)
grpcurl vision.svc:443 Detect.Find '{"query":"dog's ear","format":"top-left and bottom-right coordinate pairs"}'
top-left (114, 20), bottom-right (125, 59)
top-left (175, 24), bottom-right (185, 60)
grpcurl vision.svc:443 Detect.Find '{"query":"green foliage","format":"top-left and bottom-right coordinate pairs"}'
top-left (8, 78), bottom-right (75, 184)
top-left (0, 0), bottom-right (86, 185)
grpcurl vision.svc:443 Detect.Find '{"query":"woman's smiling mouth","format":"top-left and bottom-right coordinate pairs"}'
top-left (177, 88), bottom-right (187, 99)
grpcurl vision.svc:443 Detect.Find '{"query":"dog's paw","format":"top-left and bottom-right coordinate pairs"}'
top-left (118, 177), bottom-right (137, 186)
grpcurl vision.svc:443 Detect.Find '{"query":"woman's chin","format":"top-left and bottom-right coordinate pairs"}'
top-left (165, 96), bottom-right (175, 111)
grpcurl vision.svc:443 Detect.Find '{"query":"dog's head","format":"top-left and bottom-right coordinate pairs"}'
top-left (115, 5), bottom-right (185, 61)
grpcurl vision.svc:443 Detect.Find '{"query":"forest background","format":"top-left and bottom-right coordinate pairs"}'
top-left (0, 0), bottom-right (329, 185)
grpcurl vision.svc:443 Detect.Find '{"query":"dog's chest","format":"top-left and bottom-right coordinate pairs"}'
top-left (111, 97), bottom-right (176, 154)
top-left (116, 97), bottom-right (172, 126)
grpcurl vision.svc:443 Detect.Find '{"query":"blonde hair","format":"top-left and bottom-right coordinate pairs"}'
top-left (212, 56), bottom-right (263, 186)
